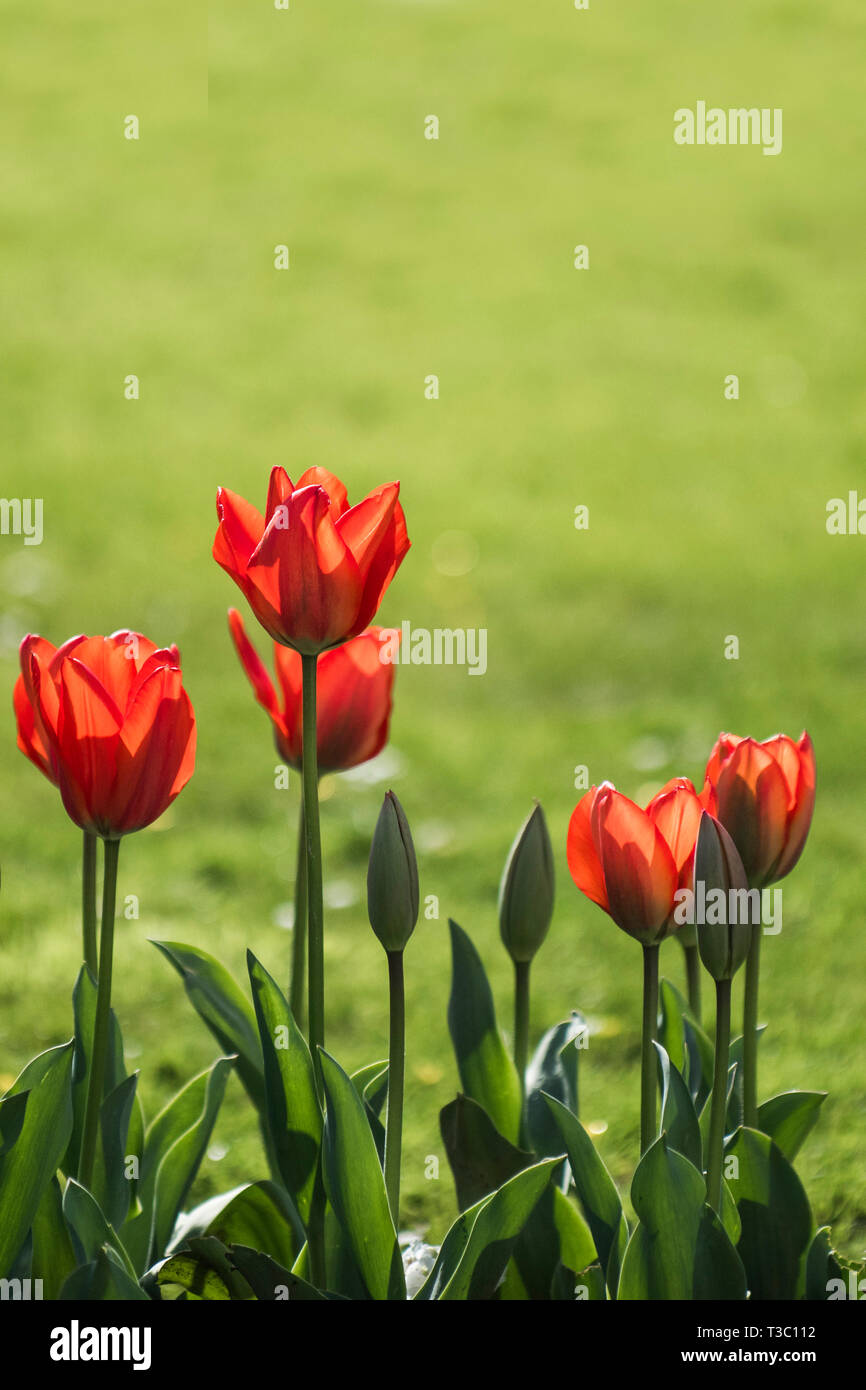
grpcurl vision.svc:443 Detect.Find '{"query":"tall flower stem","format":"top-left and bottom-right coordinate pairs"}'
top-left (683, 942), bottom-right (702, 1023)
top-left (384, 950), bottom-right (406, 1227)
top-left (706, 978), bottom-right (732, 1213)
top-left (301, 653), bottom-right (324, 1096)
top-left (78, 837), bottom-right (120, 1190)
top-left (640, 944), bottom-right (660, 1155)
top-left (513, 960), bottom-right (530, 1099)
top-left (289, 797), bottom-right (307, 1027)
top-left (742, 922), bottom-right (761, 1128)
top-left (82, 829), bottom-right (98, 978)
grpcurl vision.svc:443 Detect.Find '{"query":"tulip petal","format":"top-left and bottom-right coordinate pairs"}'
top-left (566, 788), bottom-right (610, 913)
top-left (715, 739), bottom-right (789, 886)
top-left (314, 628), bottom-right (396, 771)
top-left (771, 732), bottom-right (816, 880)
top-left (645, 777), bottom-right (703, 884)
top-left (295, 467), bottom-right (349, 520)
top-left (336, 484), bottom-right (410, 636)
top-left (594, 790), bottom-right (678, 939)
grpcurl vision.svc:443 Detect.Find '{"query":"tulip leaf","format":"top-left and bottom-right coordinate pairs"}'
top-left (158, 1251), bottom-right (233, 1301)
top-left (31, 1175), bottom-right (78, 1301)
top-left (99, 1243), bottom-right (150, 1300)
top-left (228, 1244), bottom-right (341, 1300)
top-left (757, 1091), bottom-right (826, 1164)
top-left (525, 1013), bottom-right (585, 1162)
top-left (698, 1063), bottom-right (737, 1163)
top-left (542, 1092), bottom-right (628, 1296)
top-left (0, 1040), bottom-right (74, 1278)
top-left (351, 1060), bottom-right (388, 1165)
top-left (152, 942), bottom-right (265, 1112)
top-left (248, 951), bottom-right (321, 1228)
top-left (63, 1177), bottom-right (138, 1284)
top-left (513, 1183), bottom-right (597, 1300)
top-left (200, 1180), bottom-right (301, 1271)
top-left (0, 1091), bottom-right (28, 1159)
top-left (426, 1157), bottom-right (560, 1300)
top-left (440, 1092), bottom-right (533, 1212)
top-left (654, 1042), bottom-right (702, 1171)
top-left (805, 1226), bottom-right (865, 1302)
top-left (92, 1071), bottom-right (140, 1230)
top-left (64, 966), bottom-right (128, 1179)
top-left (618, 1135), bottom-right (747, 1300)
top-left (319, 1049), bottom-right (405, 1301)
top-left (726, 1027), bottom-right (766, 1133)
top-left (123, 1055), bottom-right (235, 1273)
top-left (573, 1260), bottom-right (607, 1300)
top-left (723, 1126), bottom-right (813, 1300)
top-left (446, 920), bottom-right (522, 1145)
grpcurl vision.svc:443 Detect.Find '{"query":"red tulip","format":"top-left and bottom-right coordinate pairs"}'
top-left (644, 776), bottom-right (716, 893)
top-left (567, 783), bottom-right (682, 944)
top-left (15, 631), bottom-right (196, 839)
top-left (214, 467), bottom-right (410, 656)
top-left (703, 732), bottom-right (815, 887)
top-left (228, 609), bottom-right (397, 773)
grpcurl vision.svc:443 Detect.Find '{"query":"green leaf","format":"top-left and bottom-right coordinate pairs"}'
top-left (319, 1049), bottom-right (405, 1301)
top-left (659, 978), bottom-right (714, 1110)
top-left (430, 1158), bottom-right (560, 1300)
top-left (440, 1093), bottom-right (533, 1212)
top-left (446, 920), bottom-right (522, 1145)
top-left (542, 1092), bottom-right (628, 1296)
top-left (248, 951), bottom-right (322, 1227)
top-left (513, 1184), bottom-right (597, 1300)
top-left (31, 1175), bottom-right (77, 1300)
top-left (805, 1227), bottom-right (865, 1302)
top-left (123, 1055), bottom-right (235, 1273)
top-left (573, 1260), bottom-right (607, 1300)
top-left (0, 1040), bottom-right (74, 1277)
top-left (92, 1071), bottom-right (140, 1229)
top-left (152, 942), bottom-right (264, 1111)
top-left (158, 1251), bottom-right (233, 1301)
top-left (757, 1091), bottom-right (826, 1164)
top-left (199, 1180), bottom-right (301, 1271)
top-left (63, 1179), bottom-right (138, 1283)
top-left (655, 1042), bottom-right (702, 1170)
top-left (524, 1013), bottom-right (585, 1161)
top-left (723, 1126), bottom-right (813, 1300)
top-left (229, 1244), bottom-right (339, 1300)
top-left (698, 1063), bottom-right (737, 1162)
top-left (726, 1028), bottom-right (766, 1133)
top-left (64, 966), bottom-right (128, 1179)
top-left (352, 1061), bottom-right (389, 1165)
top-left (99, 1244), bottom-right (150, 1300)
top-left (0, 1092), bottom-right (28, 1159)
top-left (617, 1135), bottom-right (747, 1300)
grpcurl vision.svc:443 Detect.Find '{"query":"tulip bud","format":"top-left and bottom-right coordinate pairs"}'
top-left (694, 811), bottom-right (753, 981)
top-left (498, 802), bottom-right (555, 964)
top-left (367, 790), bottom-right (419, 953)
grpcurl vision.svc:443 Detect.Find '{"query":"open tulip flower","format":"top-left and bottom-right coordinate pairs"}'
top-left (567, 780), bottom-right (708, 945)
top-left (228, 609), bottom-right (396, 774)
top-left (214, 466), bottom-right (410, 656)
top-left (15, 630), bottom-right (196, 840)
top-left (704, 731), bottom-right (816, 888)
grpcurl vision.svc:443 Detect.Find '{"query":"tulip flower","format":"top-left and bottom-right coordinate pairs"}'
top-left (214, 466), bottom-right (410, 657)
top-left (568, 781), bottom-right (700, 1153)
top-left (14, 629), bottom-right (196, 1194)
top-left (645, 776), bottom-right (716, 1019)
top-left (228, 609), bottom-right (397, 774)
top-left (498, 803), bottom-right (555, 1100)
top-left (704, 731), bottom-right (816, 1127)
top-left (367, 791), bottom-right (419, 1225)
top-left (15, 631), bottom-right (196, 840)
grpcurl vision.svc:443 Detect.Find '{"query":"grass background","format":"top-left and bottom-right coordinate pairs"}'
top-left (1, 0), bottom-right (864, 1254)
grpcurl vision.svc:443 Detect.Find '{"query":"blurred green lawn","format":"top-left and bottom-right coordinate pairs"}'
top-left (1, 0), bottom-right (864, 1254)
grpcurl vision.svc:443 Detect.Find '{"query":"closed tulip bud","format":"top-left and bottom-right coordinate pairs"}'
top-left (694, 811), bottom-right (752, 981)
top-left (498, 802), bottom-right (554, 963)
top-left (367, 790), bottom-right (419, 953)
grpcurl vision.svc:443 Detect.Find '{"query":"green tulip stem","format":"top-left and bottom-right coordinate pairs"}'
top-left (684, 942), bottom-right (702, 1023)
top-left (78, 836), bottom-right (120, 1190)
top-left (82, 829), bottom-right (98, 979)
top-left (301, 652), bottom-right (324, 1097)
top-left (289, 796), bottom-right (308, 1028)
top-left (513, 959), bottom-right (531, 1099)
top-left (640, 943), bottom-right (660, 1155)
top-left (742, 923), bottom-right (761, 1128)
top-left (384, 950), bottom-right (406, 1227)
top-left (707, 977), bottom-right (732, 1213)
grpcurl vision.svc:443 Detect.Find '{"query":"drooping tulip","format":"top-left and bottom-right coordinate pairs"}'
top-left (15, 631), bottom-right (196, 839)
top-left (228, 609), bottom-right (396, 774)
top-left (214, 466), bottom-right (410, 656)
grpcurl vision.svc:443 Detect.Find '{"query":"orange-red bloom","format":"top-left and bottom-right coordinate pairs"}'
top-left (567, 779), bottom-right (710, 943)
top-left (703, 732), bottom-right (815, 887)
top-left (14, 631), bottom-right (196, 839)
top-left (214, 467), bottom-right (410, 656)
top-left (228, 609), bottom-right (397, 773)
